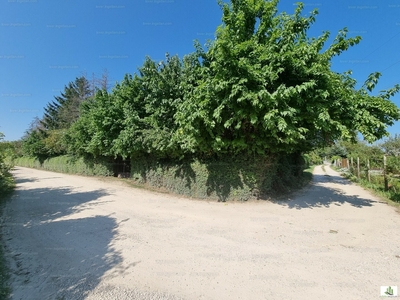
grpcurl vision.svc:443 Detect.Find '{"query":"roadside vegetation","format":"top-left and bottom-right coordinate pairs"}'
top-left (348, 176), bottom-right (400, 209)
top-left (0, 133), bottom-right (15, 200)
top-left (6, 0), bottom-right (400, 201)
top-left (337, 168), bottom-right (400, 209)
top-left (312, 136), bottom-right (400, 207)
top-left (0, 132), bottom-right (14, 299)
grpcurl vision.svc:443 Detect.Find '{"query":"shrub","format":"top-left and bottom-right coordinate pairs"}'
top-left (130, 154), bottom-right (307, 201)
top-left (13, 155), bottom-right (114, 177)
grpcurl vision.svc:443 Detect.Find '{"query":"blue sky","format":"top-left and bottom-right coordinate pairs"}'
top-left (0, 0), bottom-right (399, 142)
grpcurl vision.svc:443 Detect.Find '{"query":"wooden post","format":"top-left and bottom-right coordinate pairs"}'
top-left (384, 155), bottom-right (389, 191)
top-left (367, 159), bottom-right (371, 182)
top-left (351, 157), bottom-right (354, 175)
top-left (357, 157), bottom-right (360, 179)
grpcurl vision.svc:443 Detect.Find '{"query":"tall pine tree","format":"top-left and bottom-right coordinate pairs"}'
top-left (41, 76), bottom-right (92, 130)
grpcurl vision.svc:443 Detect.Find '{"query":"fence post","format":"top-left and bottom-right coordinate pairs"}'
top-left (357, 157), bottom-right (360, 179)
top-left (384, 155), bottom-right (389, 191)
top-left (367, 159), bottom-right (371, 182)
top-left (350, 157), bottom-right (354, 175)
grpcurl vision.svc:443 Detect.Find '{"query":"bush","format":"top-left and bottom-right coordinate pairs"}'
top-left (0, 172), bottom-right (14, 199)
top-left (0, 147), bottom-right (15, 200)
top-left (130, 154), bottom-right (308, 201)
top-left (304, 151), bottom-right (323, 165)
top-left (14, 155), bottom-right (114, 177)
top-left (13, 153), bottom-right (310, 202)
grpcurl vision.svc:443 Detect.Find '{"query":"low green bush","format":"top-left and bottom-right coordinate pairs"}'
top-left (0, 153), bottom-right (15, 201)
top-left (13, 153), bottom-right (310, 202)
top-left (0, 173), bottom-right (14, 199)
top-left (13, 155), bottom-right (114, 177)
top-left (130, 154), bottom-right (309, 201)
top-left (11, 156), bottom-right (41, 169)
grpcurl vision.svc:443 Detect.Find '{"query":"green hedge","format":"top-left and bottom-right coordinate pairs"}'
top-left (130, 154), bottom-right (307, 201)
top-left (14, 155), bottom-right (114, 177)
top-left (0, 158), bottom-right (15, 201)
top-left (0, 173), bottom-right (14, 200)
top-left (12, 157), bottom-right (41, 169)
top-left (13, 154), bottom-right (309, 201)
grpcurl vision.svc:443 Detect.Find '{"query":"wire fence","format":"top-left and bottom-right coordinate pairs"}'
top-left (333, 155), bottom-right (400, 194)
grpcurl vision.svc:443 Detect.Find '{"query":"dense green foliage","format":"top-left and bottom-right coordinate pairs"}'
top-left (22, 77), bottom-right (94, 159)
top-left (63, 0), bottom-right (399, 161)
top-left (0, 133), bottom-right (14, 199)
top-left (66, 53), bottom-right (201, 160)
top-left (117, 153), bottom-right (308, 201)
top-left (173, 1), bottom-right (399, 156)
top-left (303, 150), bottom-right (323, 165)
top-left (13, 153), bottom-right (310, 201)
top-left (42, 77), bottom-right (92, 131)
top-left (15, 0), bottom-right (400, 200)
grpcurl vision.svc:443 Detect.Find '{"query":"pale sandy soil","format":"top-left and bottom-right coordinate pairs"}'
top-left (1, 165), bottom-right (400, 300)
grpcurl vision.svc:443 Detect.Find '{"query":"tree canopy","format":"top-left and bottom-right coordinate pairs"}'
top-left (173, 0), bottom-right (399, 156)
top-left (22, 77), bottom-right (93, 158)
top-left (41, 76), bottom-right (92, 131)
top-left (23, 0), bottom-right (400, 161)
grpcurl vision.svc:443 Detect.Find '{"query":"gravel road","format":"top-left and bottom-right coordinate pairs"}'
top-left (1, 165), bottom-right (400, 300)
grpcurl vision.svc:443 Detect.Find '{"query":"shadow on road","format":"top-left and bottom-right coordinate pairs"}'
top-left (13, 177), bottom-right (38, 184)
top-left (316, 173), bottom-right (354, 186)
top-left (273, 174), bottom-right (380, 210)
top-left (2, 178), bottom-right (132, 299)
top-left (13, 176), bottom-right (65, 185)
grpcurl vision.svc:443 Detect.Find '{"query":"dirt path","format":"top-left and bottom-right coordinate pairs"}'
top-left (1, 165), bottom-right (400, 300)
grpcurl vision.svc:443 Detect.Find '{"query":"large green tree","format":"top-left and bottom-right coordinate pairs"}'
top-left (174, 0), bottom-right (400, 156)
top-left (41, 76), bottom-right (92, 130)
top-left (61, 0), bottom-right (400, 162)
top-left (66, 89), bottom-right (123, 157)
top-left (23, 77), bottom-right (93, 158)
top-left (114, 54), bottom-right (196, 159)
top-left (68, 53), bottom-right (200, 160)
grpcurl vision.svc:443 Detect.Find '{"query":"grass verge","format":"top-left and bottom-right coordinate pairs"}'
top-left (303, 165), bottom-right (315, 180)
top-left (333, 166), bottom-right (400, 210)
top-left (351, 178), bottom-right (400, 210)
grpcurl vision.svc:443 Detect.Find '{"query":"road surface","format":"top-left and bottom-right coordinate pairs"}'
top-left (1, 165), bottom-right (400, 300)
